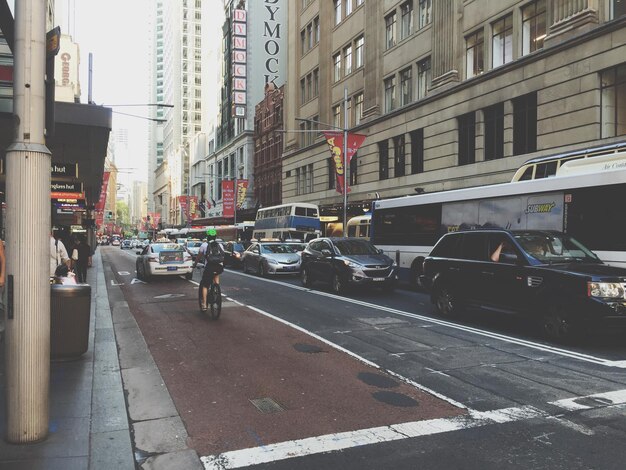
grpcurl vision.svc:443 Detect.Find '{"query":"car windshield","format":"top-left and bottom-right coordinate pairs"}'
top-left (232, 243), bottom-right (245, 252)
top-left (261, 244), bottom-right (298, 254)
top-left (151, 243), bottom-right (183, 253)
top-left (286, 243), bottom-right (306, 252)
top-left (513, 232), bottom-right (601, 264)
top-left (334, 239), bottom-right (379, 255)
top-left (186, 241), bottom-right (203, 248)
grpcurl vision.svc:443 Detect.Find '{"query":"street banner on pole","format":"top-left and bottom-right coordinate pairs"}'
top-left (95, 171), bottom-right (111, 211)
top-left (189, 196), bottom-right (198, 219)
top-left (323, 132), bottom-right (366, 194)
top-left (178, 196), bottom-right (189, 222)
top-left (236, 179), bottom-right (248, 209)
top-left (148, 212), bottom-right (161, 229)
top-left (222, 180), bottom-right (235, 218)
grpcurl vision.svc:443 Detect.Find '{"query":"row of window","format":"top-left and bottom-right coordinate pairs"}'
top-left (385, 0), bottom-right (432, 50)
top-left (466, 0), bottom-right (545, 79)
top-left (300, 68), bottom-right (319, 104)
top-left (383, 57), bottom-right (431, 112)
top-left (378, 129), bottom-right (424, 180)
top-left (332, 35), bottom-right (364, 83)
top-left (333, 0), bottom-right (365, 27)
top-left (295, 164), bottom-right (315, 196)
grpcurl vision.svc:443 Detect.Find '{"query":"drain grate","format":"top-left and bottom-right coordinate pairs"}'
top-left (250, 397), bottom-right (285, 414)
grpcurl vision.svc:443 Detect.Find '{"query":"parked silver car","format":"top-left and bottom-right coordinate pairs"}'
top-left (241, 242), bottom-right (301, 276)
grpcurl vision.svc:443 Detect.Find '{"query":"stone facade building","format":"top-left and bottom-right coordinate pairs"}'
top-left (282, 0), bottom-right (626, 224)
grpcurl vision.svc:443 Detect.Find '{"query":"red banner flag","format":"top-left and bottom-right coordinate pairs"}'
top-left (189, 196), bottom-right (198, 219)
top-left (178, 196), bottom-right (189, 221)
top-left (95, 171), bottom-right (111, 211)
top-left (236, 180), bottom-right (248, 209)
top-left (222, 180), bottom-right (235, 218)
top-left (148, 212), bottom-right (161, 229)
top-left (323, 132), bottom-right (366, 194)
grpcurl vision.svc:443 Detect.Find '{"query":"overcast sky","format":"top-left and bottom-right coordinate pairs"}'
top-left (9, 0), bottom-right (151, 185)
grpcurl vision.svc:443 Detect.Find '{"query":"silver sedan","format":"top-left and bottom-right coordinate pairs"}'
top-left (241, 242), bottom-right (301, 276)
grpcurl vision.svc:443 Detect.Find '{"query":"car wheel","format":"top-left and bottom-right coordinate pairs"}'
top-left (434, 285), bottom-right (459, 317)
top-left (136, 262), bottom-right (143, 281)
top-left (331, 273), bottom-right (343, 294)
top-left (185, 271), bottom-right (193, 280)
top-left (301, 267), bottom-right (311, 287)
top-left (541, 306), bottom-right (579, 344)
top-left (410, 258), bottom-right (425, 292)
top-left (259, 262), bottom-right (266, 277)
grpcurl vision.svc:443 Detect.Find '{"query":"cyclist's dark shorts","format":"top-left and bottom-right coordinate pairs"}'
top-left (202, 262), bottom-right (224, 283)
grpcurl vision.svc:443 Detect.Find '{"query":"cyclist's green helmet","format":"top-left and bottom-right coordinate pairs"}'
top-left (206, 228), bottom-right (217, 239)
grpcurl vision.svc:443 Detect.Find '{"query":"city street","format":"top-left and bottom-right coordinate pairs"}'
top-left (101, 246), bottom-right (626, 469)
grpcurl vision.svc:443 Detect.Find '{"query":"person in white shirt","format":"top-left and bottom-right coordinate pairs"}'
top-left (50, 232), bottom-right (71, 276)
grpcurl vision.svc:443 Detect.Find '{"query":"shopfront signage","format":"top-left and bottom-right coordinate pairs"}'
top-left (51, 191), bottom-right (85, 199)
top-left (52, 163), bottom-right (78, 178)
top-left (232, 8), bottom-right (247, 118)
top-left (51, 181), bottom-right (82, 193)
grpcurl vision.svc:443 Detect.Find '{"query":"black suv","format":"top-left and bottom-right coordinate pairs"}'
top-left (301, 237), bottom-right (397, 294)
top-left (420, 229), bottom-right (626, 342)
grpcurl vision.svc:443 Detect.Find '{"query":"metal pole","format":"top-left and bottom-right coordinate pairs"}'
top-left (343, 87), bottom-right (348, 237)
top-left (6, 0), bottom-right (51, 443)
top-left (233, 174), bottom-right (237, 227)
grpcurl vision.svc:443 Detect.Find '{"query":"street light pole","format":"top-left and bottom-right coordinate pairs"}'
top-left (343, 87), bottom-right (348, 237)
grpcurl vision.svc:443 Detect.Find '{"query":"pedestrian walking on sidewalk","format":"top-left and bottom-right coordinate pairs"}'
top-left (72, 235), bottom-right (92, 284)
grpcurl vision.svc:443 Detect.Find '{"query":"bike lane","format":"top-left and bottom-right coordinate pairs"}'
top-left (103, 248), bottom-right (465, 463)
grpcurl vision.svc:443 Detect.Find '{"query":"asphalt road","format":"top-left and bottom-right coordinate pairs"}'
top-left (103, 246), bottom-right (626, 469)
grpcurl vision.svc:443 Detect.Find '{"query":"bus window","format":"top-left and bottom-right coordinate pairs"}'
top-left (535, 161), bottom-right (558, 179)
top-left (348, 225), bottom-right (357, 237)
top-left (518, 166), bottom-right (534, 181)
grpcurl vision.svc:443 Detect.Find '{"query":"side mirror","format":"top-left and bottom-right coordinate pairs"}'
top-left (499, 253), bottom-right (519, 264)
top-left (377, 248), bottom-right (384, 254)
top-left (136, 250), bottom-right (143, 255)
top-left (321, 249), bottom-right (333, 257)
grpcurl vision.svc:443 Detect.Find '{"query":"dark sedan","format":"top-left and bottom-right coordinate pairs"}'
top-left (300, 237), bottom-right (397, 294)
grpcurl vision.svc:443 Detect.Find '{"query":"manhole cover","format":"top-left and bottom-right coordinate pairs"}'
top-left (293, 343), bottom-right (324, 354)
top-left (250, 397), bottom-right (285, 414)
top-left (372, 391), bottom-right (419, 407)
top-left (357, 372), bottom-right (399, 389)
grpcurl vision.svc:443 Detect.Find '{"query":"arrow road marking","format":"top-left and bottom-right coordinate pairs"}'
top-left (130, 278), bottom-right (147, 285)
top-left (153, 293), bottom-right (185, 299)
top-left (110, 280), bottom-right (124, 286)
top-left (117, 271), bottom-right (131, 276)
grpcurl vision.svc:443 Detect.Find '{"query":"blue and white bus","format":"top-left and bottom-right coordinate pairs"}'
top-left (253, 203), bottom-right (321, 241)
top-left (371, 167), bottom-right (626, 287)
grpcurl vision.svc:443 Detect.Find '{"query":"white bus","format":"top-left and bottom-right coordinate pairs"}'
top-left (253, 203), bottom-right (321, 241)
top-left (371, 167), bottom-right (626, 287)
top-left (347, 214), bottom-right (371, 240)
top-left (511, 141), bottom-right (626, 182)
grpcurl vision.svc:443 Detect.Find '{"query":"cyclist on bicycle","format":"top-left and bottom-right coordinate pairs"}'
top-left (196, 228), bottom-right (224, 311)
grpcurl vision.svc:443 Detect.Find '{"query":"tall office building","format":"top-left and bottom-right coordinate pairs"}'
top-left (149, 0), bottom-right (204, 225)
top-left (283, 0), bottom-right (626, 224)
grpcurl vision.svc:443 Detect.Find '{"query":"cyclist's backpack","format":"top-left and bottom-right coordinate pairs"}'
top-left (207, 242), bottom-right (224, 263)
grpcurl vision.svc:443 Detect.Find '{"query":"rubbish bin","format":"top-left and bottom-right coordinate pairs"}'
top-left (50, 283), bottom-right (91, 360)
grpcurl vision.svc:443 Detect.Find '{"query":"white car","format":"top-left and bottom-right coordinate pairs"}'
top-left (136, 242), bottom-right (193, 280)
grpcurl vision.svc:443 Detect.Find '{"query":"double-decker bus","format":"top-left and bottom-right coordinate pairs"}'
top-left (371, 167), bottom-right (626, 287)
top-left (253, 203), bottom-right (321, 241)
top-left (511, 141), bottom-right (626, 182)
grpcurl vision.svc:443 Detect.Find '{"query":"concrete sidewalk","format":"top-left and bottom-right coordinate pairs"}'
top-left (0, 250), bottom-right (135, 469)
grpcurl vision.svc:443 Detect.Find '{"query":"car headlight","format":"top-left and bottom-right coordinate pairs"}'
top-left (343, 260), bottom-right (361, 268)
top-left (266, 258), bottom-right (279, 265)
top-left (391, 261), bottom-right (397, 267)
top-left (588, 282), bottom-right (624, 299)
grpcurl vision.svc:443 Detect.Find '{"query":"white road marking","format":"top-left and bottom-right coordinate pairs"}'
top-left (549, 389), bottom-right (626, 411)
top-left (154, 293), bottom-right (186, 299)
top-left (226, 270), bottom-right (626, 369)
top-left (201, 405), bottom-right (546, 469)
top-left (130, 278), bottom-right (147, 285)
top-left (117, 271), bottom-right (131, 276)
top-left (110, 280), bottom-right (123, 286)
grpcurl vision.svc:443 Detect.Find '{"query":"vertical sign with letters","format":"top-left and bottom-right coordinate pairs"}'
top-left (232, 8), bottom-right (247, 118)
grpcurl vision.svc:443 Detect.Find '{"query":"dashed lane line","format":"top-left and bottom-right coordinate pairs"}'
top-left (225, 270), bottom-right (626, 369)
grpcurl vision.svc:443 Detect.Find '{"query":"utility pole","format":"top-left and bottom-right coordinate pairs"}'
top-left (5, 0), bottom-right (51, 443)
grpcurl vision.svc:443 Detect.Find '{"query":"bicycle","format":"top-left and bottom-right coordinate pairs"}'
top-left (197, 267), bottom-right (222, 320)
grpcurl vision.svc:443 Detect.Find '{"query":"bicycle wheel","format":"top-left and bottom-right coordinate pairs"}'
top-left (209, 283), bottom-right (222, 320)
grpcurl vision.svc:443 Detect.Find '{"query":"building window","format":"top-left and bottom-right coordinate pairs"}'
top-left (417, 57), bottom-right (431, 99)
top-left (328, 157), bottom-right (336, 190)
top-left (418, 0), bottom-right (431, 29)
top-left (314, 17), bottom-right (320, 44)
top-left (601, 64), bottom-right (626, 138)
top-left (307, 164), bottom-right (314, 193)
top-left (466, 29), bottom-right (484, 79)
top-left (350, 151), bottom-right (358, 185)
top-left (333, 53), bottom-right (342, 82)
top-left (400, 1), bottom-right (413, 39)
top-left (492, 14), bottom-right (513, 68)
top-left (410, 129), bottom-right (424, 174)
top-left (344, 45), bottom-right (353, 75)
top-left (333, 105), bottom-right (342, 129)
top-left (394, 135), bottom-right (406, 177)
top-left (385, 11), bottom-right (397, 49)
top-left (522, 0), bottom-right (546, 55)
top-left (356, 0), bottom-right (364, 5)
top-left (614, 0), bottom-right (626, 18)
top-left (300, 78), bottom-right (306, 104)
top-left (379, 140), bottom-right (389, 180)
top-left (306, 74), bottom-right (312, 101)
top-left (400, 67), bottom-right (413, 106)
top-left (384, 76), bottom-right (396, 113)
top-left (334, 0), bottom-right (342, 25)
top-left (354, 92), bottom-right (363, 125)
top-left (355, 35), bottom-right (365, 68)
top-left (346, 0), bottom-right (353, 16)
top-left (307, 23), bottom-right (313, 50)
top-left (313, 68), bottom-right (319, 97)
top-left (301, 30), bottom-right (306, 54)
top-left (483, 103), bottom-right (504, 160)
top-left (513, 92), bottom-right (538, 155)
top-left (458, 112), bottom-right (476, 166)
